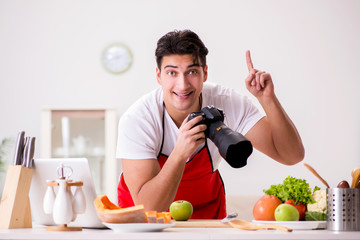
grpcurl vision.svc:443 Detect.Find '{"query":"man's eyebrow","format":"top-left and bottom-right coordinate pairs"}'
top-left (187, 63), bottom-right (201, 68)
top-left (164, 65), bottom-right (178, 69)
top-left (163, 63), bottom-right (201, 69)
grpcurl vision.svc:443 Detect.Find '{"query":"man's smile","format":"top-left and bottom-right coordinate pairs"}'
top-left (173, 91), bottom-right (194, 98)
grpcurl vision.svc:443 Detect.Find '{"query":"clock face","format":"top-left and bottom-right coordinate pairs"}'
top-left (102, 43), bottom-right (133, 74)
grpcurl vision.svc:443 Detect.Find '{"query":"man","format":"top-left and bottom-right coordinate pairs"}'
top-left (116, 30), bottom-right (304, 219)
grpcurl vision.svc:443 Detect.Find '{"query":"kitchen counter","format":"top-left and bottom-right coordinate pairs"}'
top-left (0, 226), bottom-right (359, 240)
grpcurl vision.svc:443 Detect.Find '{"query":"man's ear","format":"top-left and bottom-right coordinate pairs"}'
top-left (203, 65), bottom-right (208, 83)
top-left (156, 67), bottom-right (161, 85)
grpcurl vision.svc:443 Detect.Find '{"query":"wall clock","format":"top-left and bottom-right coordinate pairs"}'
top-left (102, 43), bottom-right (133, 74)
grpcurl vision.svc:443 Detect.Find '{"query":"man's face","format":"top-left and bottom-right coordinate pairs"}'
top-left (156, 54), bottom-right (208, 115)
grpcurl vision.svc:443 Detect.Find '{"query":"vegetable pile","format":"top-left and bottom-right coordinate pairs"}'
top-left (253, 176), bottom-right (327, 221)
top-left (263, 176), bottom-right (320, 205)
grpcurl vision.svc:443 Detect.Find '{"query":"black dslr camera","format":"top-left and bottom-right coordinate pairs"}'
top-left (188, 106), bottom-right (253, 168)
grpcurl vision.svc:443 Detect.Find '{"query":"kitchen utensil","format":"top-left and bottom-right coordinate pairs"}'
top-left (13, 131), bottom-right (25, 165)
top-left (43, 161), bottom-right (86, 232)
top-left (351, 168), bottom-right (359, 176)
top-left (303, 163), bottom-right (330, 188)
top-left (327, 188), bottom-right (360, 231)
top-left (26, 137), bottom-right (36, 168)
top-left (21, 137), bottom-right (30, 167)
top-left (24, 137), bottom-right (35, 168)
top-left (229, 219), bottom-right (292, 232)
top-left (0, 131), bottom-right (36, 229)
top-left (0, 165), bottom-right (33, 229)
top-left (350, 168), bottom-right (360, 188)
top-left (221, 212), bottom-right (238, 223)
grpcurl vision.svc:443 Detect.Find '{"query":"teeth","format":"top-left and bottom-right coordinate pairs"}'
top-left (175, 92), bottom-right (192, 96)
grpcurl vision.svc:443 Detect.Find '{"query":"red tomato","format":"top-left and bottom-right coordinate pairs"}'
top-left (253, 195), bottom-right (282, 221)
top-left (284, 199), bottom-right (306, 220)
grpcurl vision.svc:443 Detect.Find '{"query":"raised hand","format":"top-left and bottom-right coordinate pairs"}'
top-left (245, 50), bottom-right (275, 101)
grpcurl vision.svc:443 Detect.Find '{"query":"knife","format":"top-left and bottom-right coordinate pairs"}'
top-left (13, 131), bottom-right (25, 165)
top-left (25, 137), bottom-right (35, 168)
top-left (21, 137), bottom-right (30, 167)
top-left (221, 212), bottom-right (238, 223)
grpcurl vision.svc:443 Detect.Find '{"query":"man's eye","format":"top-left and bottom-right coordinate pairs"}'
top-left (167, 71), bottom-right (176, 76)
top-left (188, 70), bottom-right (198, 75)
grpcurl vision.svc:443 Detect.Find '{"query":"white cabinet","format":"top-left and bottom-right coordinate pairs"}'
top-left (40, 108), bottom-right (119, 203)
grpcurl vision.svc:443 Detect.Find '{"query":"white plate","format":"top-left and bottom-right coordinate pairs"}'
top-left (252, 220), bottom-right (326, 230)
top-left (103, 222), bottom-right (175, 233)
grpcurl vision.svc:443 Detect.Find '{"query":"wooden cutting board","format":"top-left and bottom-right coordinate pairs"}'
top-left (171, 219), bottom-right (232, 228)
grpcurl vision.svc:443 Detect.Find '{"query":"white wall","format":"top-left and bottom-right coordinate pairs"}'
top-left (1, 0), bottom-right (359, 197)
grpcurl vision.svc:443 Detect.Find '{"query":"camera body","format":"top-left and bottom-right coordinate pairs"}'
top-left (188, 106), bottom-right (253, 168)
top-left (188, 106), bottom-right (225, 136)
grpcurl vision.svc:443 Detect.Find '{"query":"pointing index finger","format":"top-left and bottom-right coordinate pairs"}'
top-left (246, 50), bottom-right (254, 72)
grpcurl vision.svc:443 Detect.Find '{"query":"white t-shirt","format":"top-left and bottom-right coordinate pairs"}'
top-left (116, 82), bottom-right (264, 170)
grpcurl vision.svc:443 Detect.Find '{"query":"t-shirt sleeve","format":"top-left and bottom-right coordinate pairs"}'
top-left (116, 113), bottom-right (161, 160)
top-left (223, 89), bottom-right (265, 135)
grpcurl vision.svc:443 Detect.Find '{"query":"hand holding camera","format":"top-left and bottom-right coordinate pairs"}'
top-left (188, 106), bottom-right (253, 168)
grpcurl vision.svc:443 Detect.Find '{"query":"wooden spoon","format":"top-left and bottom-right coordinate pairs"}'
top-left (350, 168), bottom-right (360, 188)
top-left (229, 219), bottom-right (292, 232)
top-left (303, 163), bottom-right (330, 188)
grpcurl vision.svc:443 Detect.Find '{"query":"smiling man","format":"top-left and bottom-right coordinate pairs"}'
top-left (157, 54), bottom-right (206, 127)
top-left (116, 30), bottom-right (304, 219)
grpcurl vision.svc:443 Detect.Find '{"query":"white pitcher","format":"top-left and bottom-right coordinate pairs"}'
top-left (52, 179), bottom-right (73, 225)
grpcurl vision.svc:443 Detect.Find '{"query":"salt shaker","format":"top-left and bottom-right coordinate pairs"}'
top-left (73, 185), bottom-right (86, 214)
top-left (43, 182), bottom-right (56, 214)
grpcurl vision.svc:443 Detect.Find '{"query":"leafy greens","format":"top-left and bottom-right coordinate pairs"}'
top-left (305, 211), bottom-right (327, 221)
top-left (263, 176), bottom-right (320, 205)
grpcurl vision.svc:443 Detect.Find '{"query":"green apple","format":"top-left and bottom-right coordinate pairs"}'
top-left (169, 200), bottom-right (193, 221)
top-left (274, 203), bottom-right (300, 221)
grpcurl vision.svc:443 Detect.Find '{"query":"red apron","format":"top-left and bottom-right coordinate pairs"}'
top-left (117, 107), bottom-right (227, 219)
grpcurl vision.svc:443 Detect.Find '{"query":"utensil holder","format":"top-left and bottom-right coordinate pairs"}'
top-left (327, 188), bottom-right (360, 231)
top-left (44, 179), bottom-right (84, 231)
top-left (0, 165), bottom-right (33, 229)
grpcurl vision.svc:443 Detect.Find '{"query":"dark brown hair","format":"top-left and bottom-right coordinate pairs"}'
top-left (155, 30), bottom-right (209, 70)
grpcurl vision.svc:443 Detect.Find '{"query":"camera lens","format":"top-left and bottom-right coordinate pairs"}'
top-left (208, 121), bottom-right (253, 168)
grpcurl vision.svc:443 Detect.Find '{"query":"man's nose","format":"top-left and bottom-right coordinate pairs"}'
top-left (177, 74), bottom-right (190, 89)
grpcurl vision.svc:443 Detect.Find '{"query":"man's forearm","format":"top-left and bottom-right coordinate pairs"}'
top-left (135, 153), bottom-right (187, 211)
top-left (260, 95), bottom-right (305, 165)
